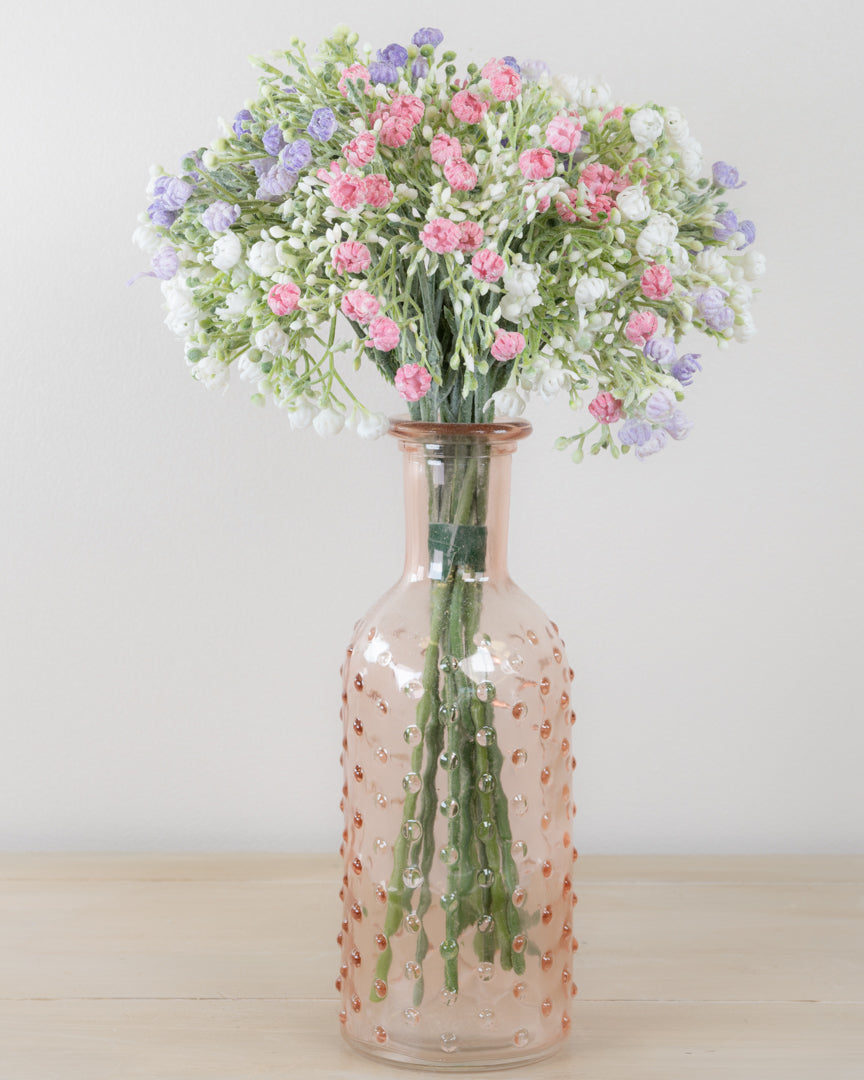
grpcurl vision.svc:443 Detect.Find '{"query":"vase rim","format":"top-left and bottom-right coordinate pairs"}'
top-left (388, 417), bottom-right (533, 444)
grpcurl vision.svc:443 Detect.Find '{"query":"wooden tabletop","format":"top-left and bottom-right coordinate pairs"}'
top-left (1, 854), bottom-right (862, 1078)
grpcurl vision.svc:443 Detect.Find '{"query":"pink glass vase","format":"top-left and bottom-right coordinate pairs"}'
top-left (337, 420), bottom-right (577, 1069)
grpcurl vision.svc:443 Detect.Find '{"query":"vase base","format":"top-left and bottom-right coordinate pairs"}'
top-left (340, 1025), bottom-right (568, 1072)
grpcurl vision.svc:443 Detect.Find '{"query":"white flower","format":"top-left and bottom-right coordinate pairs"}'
top-left (211, 232), bottom-right (242, 271)
top-left (218, 285), bottom-right (254, 320)
top-left (733, 312), bottom-right (757, 342)
top-left (695, 248), bottom-right (732, 283)
top-left (677, 137), bottom-right (703, 180)
top-left (630, 107), bottom-right (664, 149)
top-left (161, 277), bottom-right (198, 337)
top-left (739, 249), bottom-right (767, 281)
top-left (489, 388), bottom-right (527, 417)
top-left (634, 428), bottom-right (669, 460)
top-left (285, 401), bottom-right (318, 428)
top-left (236, 350), bottom-right (263, 383)
top-left (132, 224), bottom-right (161, 254)
top-left (313, 407), bottom-right (345, 437)
top-left (574, 275), bottom-right (608, 309)
top-left (500, 262), bottom-right (542, 322)
top-left (255, 323), bottom-right (289, 356)
top-left (576, 77), bottom-right (612, 110)
top-left (355, 411), bottom-right (389, 439)
top-left (189, 350), bottom-right (230, 392)
top-left (616, 185), bottom-right (652, 222)
top-left (550, 74), bottom-right (580, 104)
top-left (247, 239), bottom-right (280, 277)
top-left (668, 243), bottom-right (691, 277)
top-left (664, 107), bottom-right (689, 145)
top-left (636, 213), bottom-right (679, 260)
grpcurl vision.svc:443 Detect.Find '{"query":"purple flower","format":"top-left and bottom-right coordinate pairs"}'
top-left (644, 388), bottom-right (678, 423)
top-left (154, 176), bottom-right (193, 211)
top-left (663, 408), bottom-right (694, 441)
top-left (379, 43), bottom-right (408, 67)
top-left (412, 57), bottom-right (430, 79)
top-left (233, 109), bottom-right (253, 137)
top-left (263, 123), bottom-right (285, 156)
top-left (257, 164), bottom-right (296, 198)
top-left (502, 56), bottom-right (521, 73)
top-left (368, 60), bottom-right (399, 85)
top-left (151, 246), bottom-right (179, 280)
top-left (643, 336), bottom-right (677, 366)
top-left (251, 157), bottom-right (274, 178)
top-left (307, 107), bottom-right (338, 141)
top-left (520, 59), bottom-right (550, 82)
top-left (282, 138), bottom-right (312, 173)
top-left (694, 286), bottom-right (729, 317)
top-left (147, 201), bottom-right (177, 228)
top-left (713, 210), bottom-right (739, 242)
top-left (671, 353), bottom-right (702, 386)
top-left (712, 161), bottom-right (746, 189)
top-left (634, 429), bottom-right (669, 460)
top-left (412, 27), bottom-right (444, 47)
top-left (704, 306), bottom-right (735, 331)
top-left (201, 200), bottom-right (240, 233)
top-left (738, 220), bottom-right (756, 248)
top-left (618, 418), bottom-right (653, 447)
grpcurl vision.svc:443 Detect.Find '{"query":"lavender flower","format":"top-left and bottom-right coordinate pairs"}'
top-left (154, 176), bottom-right (193, 210)
top-left (520, 59), bottom-right (551, 82)
top-left (151, 246), bottom-right (179, 280)
top-left (643, 336), bottom-right (677, 366)
top-left (663, 408), bottom-right (694, 440)
top-left (671, 353), bottom-right (702, 386)
top-left (412, 57), bottom-right (430, 79)
top-left (712, 161), bottom-right (746, 189)
top-left (251, 157), bottom-right (274, 178)
top-left (379, 43), bottom-right (408, 67)
top-left (201, 200), bottom-right (240, 233)
top-left (147, 201), bottom-right (177, 228)
top-left (704, 306), bottom-right (735, 331)
top-left (263, 123), bottom-right (285, 156)
top-left (368, 60), bottom-right (399, 85)
top-left (502, 56), bottom-right (521, 73)
top-left (282, 139), bottom-right (312, 173)
top-left (232, 109), bottom-right (253, 137)
top-left (644, 388), bottom-right (678, 422)
top-left (618, 418), bottom-right (653, 446)
top-left (257, 164), bottom-right (296, 198)
top-left (411, 27), bottom-right (444, 47)
top-left (738, 220), bottom-right (756, 248)
top-left (634, 429), bottom-right (669, 460)
top-left (694, 287), bottom-right (729, 317)
top-left (307, 107), bottom-right (338, 141)
top-left (713, 210), bottom-right (739, 242)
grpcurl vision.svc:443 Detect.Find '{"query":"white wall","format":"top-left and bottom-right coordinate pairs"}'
top-left (2, 0), bottom-right (862, 853)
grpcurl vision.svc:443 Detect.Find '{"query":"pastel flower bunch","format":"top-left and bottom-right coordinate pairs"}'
top-left (133, 25), bottom-right (763, 460)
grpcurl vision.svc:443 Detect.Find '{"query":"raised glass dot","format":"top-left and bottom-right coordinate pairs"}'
top-left (542, 997), bottom-right (553, 1017)
top-left (373, 837), bottom-right (388, 853)
top-left (350, 902), bottom-right (361, 921)
top-left (476, 867), bottom-right (495, 888)
top-left (354, 673), bottom-right (364, 691)
top-left (476, 681), bottom-right (496, 703)
top-left (476, 819), bottom-right (496, 841)
top-left (541, 951), bottom-right (553, 971)
top-left (352, 717), bottom-right (363, 735)
top-left (338, 1008), bottom-right (347, 1025)
top-left (374, 883), bottom-right (387, 904)
top-left (560, 691), bottom-right (570, 709)
top-left (403, 680), bottom-right (424, 700)
top-left (353, 810), bottom-right (363, 828)
top-left (540, 676), bottom-right (551, 696)
top-left (477, 914), bottom-right (495, 933)
top-left (439, 750), bottom-right (459, 771)
top-left (373, 1025), bottom-right (387, 1044)
top-left (401, 819), bottom-right (423, 842)
top-left (373, 979), bottom-right (388, 999)
top-left (439, 797), bottom-right (459, 818)
top-left (512, 934), bottom-right (526, 953)
top-left (475, 726), bottom-right (496, 747)
top-left (438, 654), bottom-right (459, 673)
top-left (441, 1032), bottom-right (457, 1053)
top-left (542, 860), bottom-right (552, 878)
top-left (377, 698), bottom-right (389, 715)
top-left (403, 725), bottom-right (422, 747)
top-left (403, 1007), bottom-right (421, 1025)
top-left (375, 933), bottom-right (387, 951)
top-left (440, 892), bottom-right (458, 911)
top-left (514, 1028), bottom-right (529, 1047)
top-left (402, 866), bottom-right (424, 889)
top-left (350, 948), bottom-right (361, 967)
top-left (351, 857), bottom-right (362, 875)
top-left (440, 988), bottom-right (459, 1007)
top-left (439, 704), bottom-right (458, 723)
top-left (376, 650), bottom-right (392, 667)
top-left (541, 813), bottom-right (551, 830)
top-left (527, 630), bottom-right (539, 645)
top-left (375, 746), bottom-right (389, 764)
top-left (512, 748), bottom-right (528, 766)
top-left (350, 993), bottom-right (361, 1013)
top-left (511, 840), bottom-right (527, 860)
top-left (403, 772), bottom-right (422, 794)
top-left (542, 906), bottom-right (553, 924)
top-left (439, 938), bottom-right (459, 959)
top-left (511, 794), bottom-right (529, 816)
top-left (511, 887), bottom-right (526, 907)
top-left (512, 981), bottom-right (526, 999)
top-left (512, 701), bottom-right (528, 721)
top-left (507, 652), bottom-right (524, 672)
top-left (375, 793), bottom-right (389, 809)
top-left (561, 737), bottom-right (570, 756)
top-left (477, 772), bottom-right (496, 793)
top-left (540, 719), bottom-right (552, 740)
top-left (477, 962), bottom-right (494, 982)
top-left (404, 960), bottom-right (421, 980)
top-left (478, 1008), bottom-right (495, 1027)
top-left (353, 765), bottom-right (364, 782)
top-left (562, 1014), bottom-right (571, 1032)
top-left (540, 767), bottom-right (551, 785)
top-left (552, 647), bottom-right (562, 663)
top-left (404, 912), bottom-right (421, 933)
top-left (439, 845), bottom-right (459, 865)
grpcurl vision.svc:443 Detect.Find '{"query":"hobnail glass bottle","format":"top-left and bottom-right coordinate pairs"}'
top-left (336, 420), bottom-right (577, 1069)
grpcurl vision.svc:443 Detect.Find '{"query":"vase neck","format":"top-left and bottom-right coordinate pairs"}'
top-left (391, 420), bottom-right (531, 584)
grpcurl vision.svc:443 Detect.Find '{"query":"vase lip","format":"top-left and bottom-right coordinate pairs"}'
top-left (388, 417), bottom-right (533, 444)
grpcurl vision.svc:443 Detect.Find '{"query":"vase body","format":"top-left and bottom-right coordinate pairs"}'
top-left (337, 420), bottom-right (577, 1069)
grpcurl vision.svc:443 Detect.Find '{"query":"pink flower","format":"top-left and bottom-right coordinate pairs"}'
top-left (451, 90), bottom-right (489, 124)
top-left (329, 174), bottom-right (365, 211)
top-left (341, 289), bottom-right (380, 324)
top-left (457, 221), bottom-right (484, 252)
top-left (518, 147), bottom-right (556, 180)
top-left (332, 241), bottom-right (372, 275)
top-left (430, 132), bottom-right (462, 164)
top-left (490, 329), bottom-right (527, 362)
top-left (588, 392), bottom-right (624, 424)
top-left (267, 283), bottom-right (300, 315)
top-left (471, 249), bottom-right (506, 282)
top-left (368, 103), bottom-right (391, 127)
top-left (420, 218), bottom-right (461, 253)
top-left (640, 264), bottom-right (674, 301)
top-left (362, 174), bottom-right (394, 208)
top-left (625, 310), bottom-right (659, 346)
top-left (338, 64), bottom-right (371, 98)
top-left (317, 160), bottom-right (343, 185)
top-left (580, 163), bottom-right (617, 196)
top-left (342, 131), bottom-right (376, 167)
top-left (443, 157), bottom-right (478, 191)
top-left (480, 58), bottom-right (505, 79)
top-left (389, 94), bottom-right (425, 126)
top-left (379, 115), bottom-right (414, 148)
top-left (395, 363), bottom-right (432, 402)
top-left (367, 316), bottom-right (401, 352)
top-left (587, 194), bottom-right (615, 220)
top-left (555, 189), bottom-right (579, 223)
top-left (546, 115), bottom-right (582, 154)
top-left (600, 106), bottom-right (624, 129)
top-left (489, 67), bottom-right (521, 102)
top-left (525, 182), bottom-right (552, 214)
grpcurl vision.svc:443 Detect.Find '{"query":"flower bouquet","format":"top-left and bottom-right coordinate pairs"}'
top-left (134, 24), bottom-right (761, 1066)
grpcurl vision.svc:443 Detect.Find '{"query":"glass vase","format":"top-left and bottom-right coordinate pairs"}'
top-left (336, 420), bottom-right (577, 1069)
